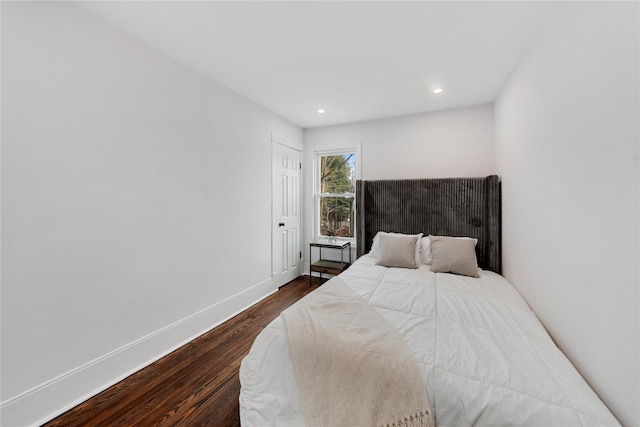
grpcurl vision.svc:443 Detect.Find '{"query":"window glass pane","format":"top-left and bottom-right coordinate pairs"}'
top-left (319, 196), bottom-right (354, 238)
top-left (320, 154), bottom-right (355, 194)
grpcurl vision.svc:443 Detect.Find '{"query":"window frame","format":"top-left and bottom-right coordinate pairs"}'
top-left (313, 143), bottom-right (361, 243)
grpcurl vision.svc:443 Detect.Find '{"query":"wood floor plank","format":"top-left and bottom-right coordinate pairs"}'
top-left (43, 275), bottom-right (322, 427)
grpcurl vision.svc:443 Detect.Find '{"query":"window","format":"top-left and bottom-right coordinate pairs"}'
top-left (314, 147), bottom-right (359, 240)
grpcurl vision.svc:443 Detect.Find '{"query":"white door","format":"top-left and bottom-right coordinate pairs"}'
top-left (272, 141), bottom-right (301, 287)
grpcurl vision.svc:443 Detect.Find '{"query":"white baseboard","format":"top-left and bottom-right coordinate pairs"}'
top-left (0, 278), bottom-right (276, 427)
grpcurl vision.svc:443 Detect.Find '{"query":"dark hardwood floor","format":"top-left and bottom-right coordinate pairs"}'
top-left (44, 275), bottom-right (324, 427)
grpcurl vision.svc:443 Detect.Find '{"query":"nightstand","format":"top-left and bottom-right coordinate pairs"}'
top-left (309, 240), bottom-right (351, 286)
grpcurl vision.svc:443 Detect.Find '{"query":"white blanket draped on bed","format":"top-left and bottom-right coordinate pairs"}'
top-left (239, 255), bottom-right (620, 426)
top-left (281, 277), bottom-right (433, 427)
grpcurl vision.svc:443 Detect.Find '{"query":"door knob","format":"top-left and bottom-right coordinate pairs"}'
top-left (278, 222), bottom-right (285, 227)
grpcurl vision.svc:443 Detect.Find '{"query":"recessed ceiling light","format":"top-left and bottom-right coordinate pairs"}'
top-left (317, 109), bottom-right (325, 114)
top-left (432, 88), bottom-right (443, 94)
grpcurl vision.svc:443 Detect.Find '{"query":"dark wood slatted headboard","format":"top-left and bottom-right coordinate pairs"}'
top-left (356, 175), bottom-right (501, 273)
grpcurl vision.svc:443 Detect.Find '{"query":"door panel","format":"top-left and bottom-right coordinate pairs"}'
top-left (273, 142), bottom-right (301, 287)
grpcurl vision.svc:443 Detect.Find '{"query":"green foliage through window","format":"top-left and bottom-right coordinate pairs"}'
top-left (318, 154), bottom-right (355, 238)
top-left (320, 154), bottom-right (355, 193)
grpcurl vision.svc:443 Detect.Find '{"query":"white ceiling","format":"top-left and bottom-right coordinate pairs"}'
top-left (76, 1), bottom-right (558, 128)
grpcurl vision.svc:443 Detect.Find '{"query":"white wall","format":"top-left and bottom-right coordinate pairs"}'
top-left (495, 2), bottom-right (639, 425)
top-left (0, 2), bottom-right (301, 425)
top-left (302, 104), bottom-right (495, 270)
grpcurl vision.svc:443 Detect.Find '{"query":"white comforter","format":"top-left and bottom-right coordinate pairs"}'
top-left (239, 255), bottom-right (619, 426)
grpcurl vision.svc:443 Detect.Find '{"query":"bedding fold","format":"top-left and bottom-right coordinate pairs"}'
top-left (281, 277), bottom-right (433, 427)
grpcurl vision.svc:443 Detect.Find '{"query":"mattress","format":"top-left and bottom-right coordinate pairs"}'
top-left (239, 255), bottom-right (619, 426)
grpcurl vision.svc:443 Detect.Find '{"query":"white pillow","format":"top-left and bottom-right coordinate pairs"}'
top-left (370, 231), bottom-right (422, 266)
top-left (421, 235), bottom-right (478, 265)
top-left (420, 237), bottom-right (432, 264)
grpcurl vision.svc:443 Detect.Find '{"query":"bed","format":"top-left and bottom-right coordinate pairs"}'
top-left (239, 176), bottom-right (619, 426)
